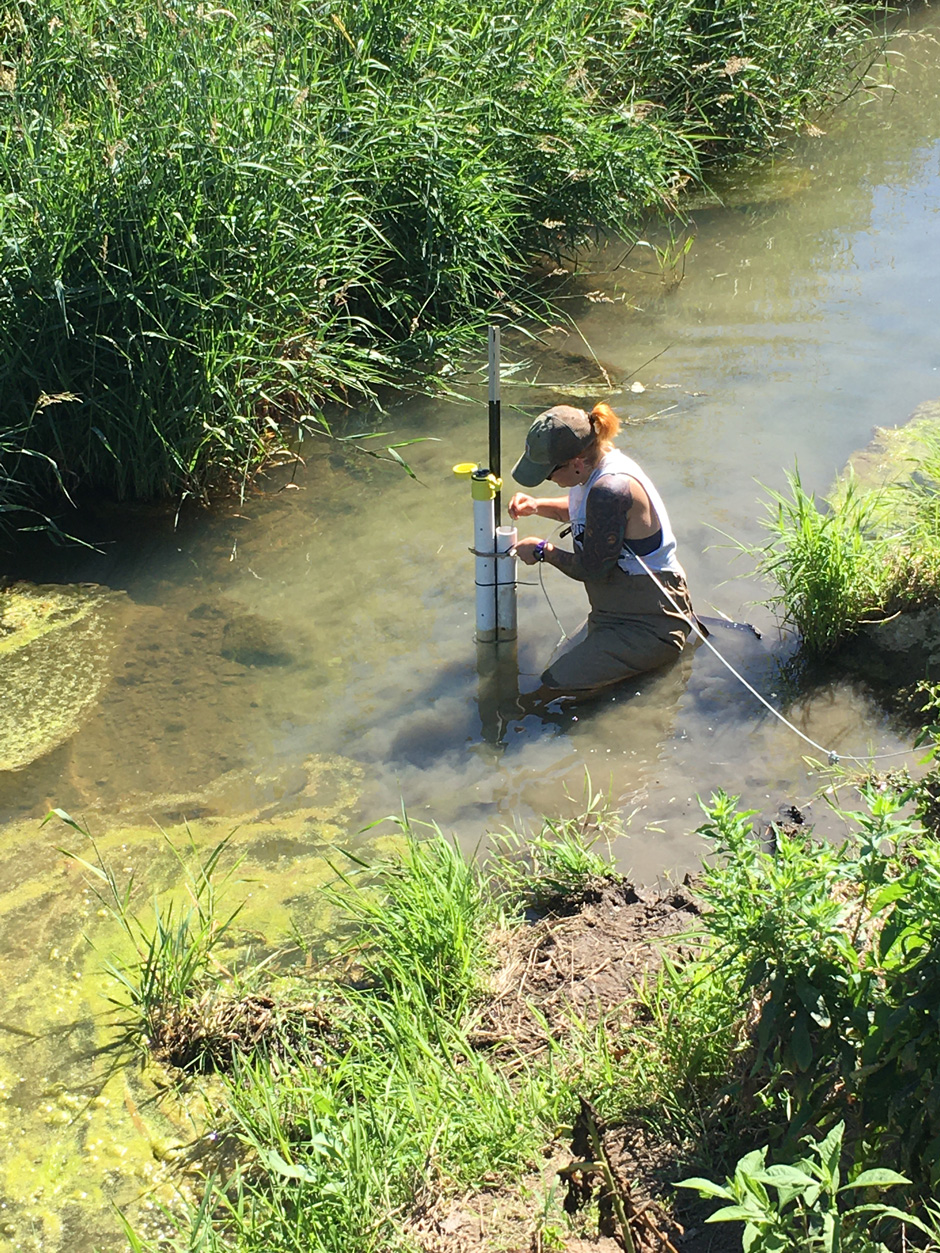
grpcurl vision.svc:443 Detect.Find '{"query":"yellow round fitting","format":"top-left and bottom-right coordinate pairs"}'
top-left (452, 462), bottom-right (478, 479)
top-left (470, 473), bottom-right (501, 501)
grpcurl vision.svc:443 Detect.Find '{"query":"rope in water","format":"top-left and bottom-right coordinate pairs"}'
top-left (527, 535), bottom-right (915, 769)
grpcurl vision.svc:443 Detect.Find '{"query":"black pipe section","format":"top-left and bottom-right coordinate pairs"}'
top-left (488, 325), bottom-right (501, 529)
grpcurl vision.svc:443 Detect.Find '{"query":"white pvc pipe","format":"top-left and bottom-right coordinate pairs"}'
top-left (474, 494), bottom-right (496, 642)
top-left (495, 524), bottom-right (517, 640)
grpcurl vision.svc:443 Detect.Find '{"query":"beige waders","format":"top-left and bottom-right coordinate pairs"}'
top-left (542, 569), bottom-right (693, 693)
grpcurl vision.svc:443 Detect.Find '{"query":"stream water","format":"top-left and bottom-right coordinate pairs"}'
top-left (2, 8), bottom-right (940, 1249)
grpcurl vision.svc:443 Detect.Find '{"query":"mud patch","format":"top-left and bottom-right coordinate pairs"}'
top-left (410, 881), bottom-right (732, 1253)
top-left (478, 880), bottom-right (699, 1053)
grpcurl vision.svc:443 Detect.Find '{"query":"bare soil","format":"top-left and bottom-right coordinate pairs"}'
top-left (408, 878), bottom-right (741, 1253)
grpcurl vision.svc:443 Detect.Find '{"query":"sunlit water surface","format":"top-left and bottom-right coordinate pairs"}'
top-left (2, 10), bottom-right (940, 1250)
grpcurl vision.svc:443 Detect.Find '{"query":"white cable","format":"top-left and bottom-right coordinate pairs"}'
top-left (515, 523), bottom-right (911, 769)
top-left (630, 551), bottom-right (911, 769)
top-left (538, 559), bottom-right (569, 649)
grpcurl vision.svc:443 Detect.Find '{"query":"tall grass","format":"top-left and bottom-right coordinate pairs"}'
top-left (738, 467), bottom-right (887, 656)
top-left (0, 0), bottom-right (886, 519)
top-left (332, 813), bottom-right (500, 1015)
top-left (491, 780), bottom-right (625, 911)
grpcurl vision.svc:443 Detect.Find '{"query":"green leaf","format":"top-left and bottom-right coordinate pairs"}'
top-left (260, 1150), bottom-right (318, 1184)
top-left (385, 445), bottom-right (418, 478)
top-left (56, 849), bottom-right (109, 882)
top-left (736, 1148), bottom-right (769, 1176)
top-left (845, 1204), bottom-right (931, 1234)
top-left (868, 882), bottom-right (909, 914)
top-left (707, 1205), bottom-right (767, 1224)
top-left (791, 1011), bottom-right (815, 1073)
top-left (816, 1120), bottom-right (845, 1183)
top-left (839, 1169), bottom-right (910, 1190)
top-left (754, 1165), bottom-right (815, 1188)
top-left (675, 1178), bottom-right (733, 1200)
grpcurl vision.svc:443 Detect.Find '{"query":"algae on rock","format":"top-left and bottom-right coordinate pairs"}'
top-left (0, 583), bottom-right (124, 772)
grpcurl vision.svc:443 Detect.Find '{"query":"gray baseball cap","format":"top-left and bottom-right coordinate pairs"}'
top-left (511, 406), bottom-right (594, 487)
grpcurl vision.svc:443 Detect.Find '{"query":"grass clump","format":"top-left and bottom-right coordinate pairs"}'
top-left (739, 435), bottom-right (940, 657)
top-left (1, 0), bottom-right (890, 522)
top-left (492, 782), bottom-right (626, 912)
top-left (744, 468), bottom-right (887, 656)
top-left (51, 811), bottom-right (249, 1064)
top-left (332, 813), bottom-right (499, 1015)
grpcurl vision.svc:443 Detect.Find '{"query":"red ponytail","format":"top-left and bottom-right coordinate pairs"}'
top-left (589, 402), bottom-right (620, 449)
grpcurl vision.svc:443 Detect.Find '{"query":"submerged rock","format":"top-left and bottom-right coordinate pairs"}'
top-left (220, 613), bottom-right (294, 667)
top-left (0, 582), bottom-right (124, 771)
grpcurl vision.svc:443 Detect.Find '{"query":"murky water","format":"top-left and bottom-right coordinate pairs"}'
top-left (3, 9), bottom-right (940, 1250)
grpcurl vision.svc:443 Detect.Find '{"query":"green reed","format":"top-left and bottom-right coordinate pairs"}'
top-left (48, 810), bottom-right (247, 1060)
top-left (330, 812), bottom-right (500, 1016)
top-left (735, 467), bottom-right (887, 656)
top-left (737, 442), bottom-right (940, 658)
top-left (0, 0), bottom-right (886, 520)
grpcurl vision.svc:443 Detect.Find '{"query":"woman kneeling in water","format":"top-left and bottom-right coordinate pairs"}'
top-left (510, 402), bottom-right (695, 697)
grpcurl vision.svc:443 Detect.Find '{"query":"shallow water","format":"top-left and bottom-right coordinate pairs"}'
top-left (3, 9), bottom-right (940, 1249)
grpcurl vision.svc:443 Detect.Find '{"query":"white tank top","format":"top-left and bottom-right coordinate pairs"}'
top-left (567, 449), bottom-right (684, 577)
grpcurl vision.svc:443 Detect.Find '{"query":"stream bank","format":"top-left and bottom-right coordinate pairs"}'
top-left (74, 775), bottom-right (940, 1253)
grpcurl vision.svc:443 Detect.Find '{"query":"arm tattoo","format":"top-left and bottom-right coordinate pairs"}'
top-left (545, 478), bottom-right (631, 583)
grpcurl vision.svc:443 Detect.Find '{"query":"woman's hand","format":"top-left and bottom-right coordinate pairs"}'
top-left (508, 492), bottom-right (539, 520)
top-left (515, 537), bottom-right (545, 566)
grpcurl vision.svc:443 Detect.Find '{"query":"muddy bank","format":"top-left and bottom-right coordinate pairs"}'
top-left (409, 879), bottom-right (737, 1253)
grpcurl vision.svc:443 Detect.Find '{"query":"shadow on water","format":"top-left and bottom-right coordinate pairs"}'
top-left (383, 609), bottom-right (777, 760)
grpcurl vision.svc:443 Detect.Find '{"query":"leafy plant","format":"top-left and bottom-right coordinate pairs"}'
top-left (678, 1121), bottom-right (927, 1252)
top-left (695, 787), bottom-right (940, 1188)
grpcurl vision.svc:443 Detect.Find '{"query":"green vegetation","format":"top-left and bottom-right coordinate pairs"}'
top-left (742, 468), bottom-right (886, 657)
top-left (740, 424), bottom-right (940, 657)
top-left (1, 0), bottom-right (888, 522)
top-left (56, 764), bottom-right (940, 1252)
top-left (492, 784), bottom-right (623, 911)
top-left (53, 814), bottom-right (248, 1061)
top-left (678, 1122), bottom-right (927, 1252)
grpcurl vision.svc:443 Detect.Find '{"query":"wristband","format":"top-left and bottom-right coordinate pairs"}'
top-left (534, 540), bottom-right (547, 562)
